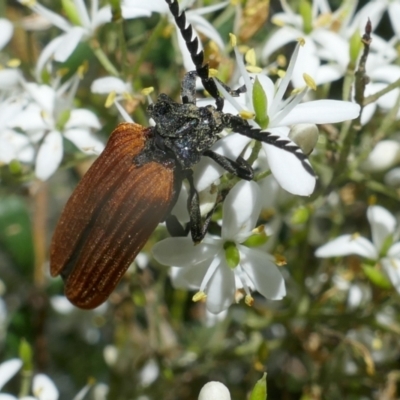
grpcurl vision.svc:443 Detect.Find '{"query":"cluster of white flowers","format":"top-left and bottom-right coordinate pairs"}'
top-left (3, 0), bottom-right (400, 317)
top-left (0, 358), bottom-right (107, 400)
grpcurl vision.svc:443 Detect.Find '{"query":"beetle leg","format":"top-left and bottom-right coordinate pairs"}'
top-left (165, 214), bottom-right (188, 237)
top-left (203, 149), bottom-right (254, 180)
top-left (214, 78), bottom-right (246, 97)
top-left (184, 171), bottom-right (214, 243)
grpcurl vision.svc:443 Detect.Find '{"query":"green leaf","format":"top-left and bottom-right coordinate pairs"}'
top-left (224, 241), bottom-right (240, 269)
top-left (0, 196), bottom-right (34, 273)
top-left (243, 231), bottom-right (268, 247)
top-left (8, 160), bottom-right (22, 175)
top-left (252, 77), bottom-right (269, 129)
top-left (61, 0), bottom-right (81, 25)
top-left (19, 339), bottom-right (33, 372)
top-left (56, 109), bottom-right (71, 131)
top-left (349, 29), bottom-right (362, 64)
top-left (299, 0), bottom-right (312, 34)
top-left (362, 264), bottom-right (391, 289)
top-left (379, 234), bottom-right (393, 258)
top-left (250, 373), bottom-right (267, 400)
top-left (291, 206), bottom-right (310, 225)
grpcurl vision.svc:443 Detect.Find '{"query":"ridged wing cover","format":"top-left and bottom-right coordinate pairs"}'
top-left (50, 123), bottom-right (178, 309)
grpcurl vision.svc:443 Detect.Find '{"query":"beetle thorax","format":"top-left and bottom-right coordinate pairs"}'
top-left (148, 94), bottom-right (224, 169)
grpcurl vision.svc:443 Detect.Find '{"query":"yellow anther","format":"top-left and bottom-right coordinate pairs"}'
top-left (303, 73), bottom-right (316, 90)
top-left (105, 91), bottom-right (116, 108)
top-left (192, 291), bottom-right (207, 302)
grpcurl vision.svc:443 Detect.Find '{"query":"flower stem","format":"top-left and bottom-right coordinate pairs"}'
top-left (131, 17), bottom-right (168, 90)
top-left (364, 77), bottom-right (400, 106)
top-left (90, 39), bottom-right (120, 77)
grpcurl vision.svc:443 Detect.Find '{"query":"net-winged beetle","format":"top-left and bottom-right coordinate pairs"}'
top-left (50, 0), bottom-right (314, 309)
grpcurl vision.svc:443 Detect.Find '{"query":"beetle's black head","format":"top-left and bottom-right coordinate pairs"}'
top-left (148, 94), bottom-right (225, 169)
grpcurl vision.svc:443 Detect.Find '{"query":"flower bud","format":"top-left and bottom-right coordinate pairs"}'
top-left (198, 381), bottom-right (231, 400)
top-left (288, 124), bottom-right (319, 155)
top-left (384, 167), bottom-right (400, 187)
top-left (361, 140), bottom-right (400, 172)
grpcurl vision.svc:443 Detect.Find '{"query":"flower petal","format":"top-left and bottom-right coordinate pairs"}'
top-left (239, 246), bottom-right (286, 299)
top-left (198, 382), bottom-right (231, 400)
top-left (315, 234), bottom-right (378, 259)
top-left (361, 140), bottom-right (400, 172)
top-left (0, 359), bottom-right (22, 390)
top-left (187, 13), bottom-right (224, 50)
top-left (367, 205), bottom-right (396, 252)
top-left (388, 2), bottom-right (400, 38)
top-left (91, 77), bottom-right (130, 94)
top-left (54, 27), bottom-right (85, 62)
top-left (278, 100), bottom-right (360, 126)
top-left (92, 6), bottom-right (112, 28)
top-left (64, 129), bottom-right (104, 154)
top-left (205, 258), bottom-right (235, 314)
top-left (35, 131), bottom-right (63, 181)
top-left (221, 181), bottom-right (261, 242)
top-left (0, 69), bottom-right (21, 91)
top-left (262, 141), bottom-right (315, 196)
top-left (170, 261), bottom-right (211, 289)
top-left (32, 374), bottom-right (59, 400)
top-left (152, 237), bottom-right (220, 267)
top-left (0, 19), bottom-right (13, 50)
top-left (35, 36), bottom-right (65, 79)
top-left (66, 109), bottom-right (101, 129)
top-left (262, 26), bottom-right (301, 60)
top-left (388, 242), bottom-right (400, 258)
top-left (381, 258), bottom-right (400, 294)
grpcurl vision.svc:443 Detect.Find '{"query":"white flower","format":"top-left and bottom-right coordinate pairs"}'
top-left (153, 180), bottom-right (286, 314)
top-left (90, 76), bottom-right (137, 122)
top-left (17, 0), bottom-right (151, 78)
top-left (196, 41), bottom-right (360, 196)
top-left (361, 140), bottom-right (400, 172)
top-left (262, 0), bottom-right (357, 87)
top-left (122, 0), bottom-right (228, 71)
top-left (0, 359), bottom-right (22, 391)
top-left (0, 19), bottom-right (13, 50)
top-left (353, 0), bottom-right (400, 39)
top-left (198, 382), bottom-right (231, 400)
top-left (9, 75), bottom-right (104, 180)
top-left (359, 37), bottom-right (400, 125)
top-left (32, 374), bottom-right (59, 400)
top-left (0, 96), bottom-right (35, 165)
top-left (315, 205), bottom-right (400, 294)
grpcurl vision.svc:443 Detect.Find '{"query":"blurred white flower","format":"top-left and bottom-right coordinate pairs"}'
top-left (262, 0), bottom-right (357, 87)
top-left (198, 381), bottom-right (231, 400)
top-left (90, 76), bottom-right (137, 122)
top-left (361, 140), bottom-right (400, 172)
top-left (0, 359), bottom-right (22, 392)
top-left (32, 374), bottom-right (59, 400)
top-left (384, 167), bottom-right (400, 187)
top-left (8, 75), bottom-right (104, 180)
top-left (0, 95), bottom-right (35, 165)
top-left (353, 0), bottom-right (400, 39)
top-left (315, 205), bottom-right (400, 294)
top-left (122, 0), bottom-right (228, 71)
top-left (153, 180), bottom-right (286, 314)
top-left (0, 19), bottom-right (13, 50)
top-left (17, 0), bottom-right (151, 78)
top-left (359, 36), bottom-right (400, 125)
top-left (139, 359), bottom-right (159, 387)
